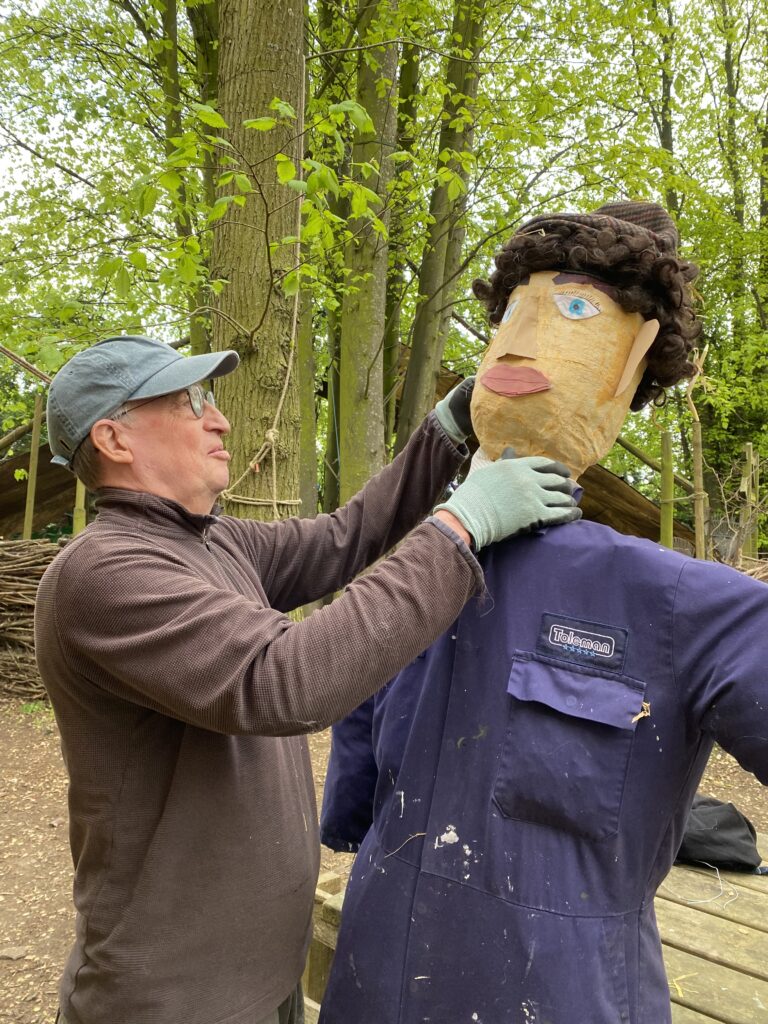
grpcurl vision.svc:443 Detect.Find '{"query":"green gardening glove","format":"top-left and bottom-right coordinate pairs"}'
top-left (434, 377), bottom-right (475, 444)
top-left (434, 448), bottom-right (581, 550)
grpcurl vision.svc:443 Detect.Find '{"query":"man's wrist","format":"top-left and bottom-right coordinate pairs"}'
top-left (433, 509), bottom-right (472, 548)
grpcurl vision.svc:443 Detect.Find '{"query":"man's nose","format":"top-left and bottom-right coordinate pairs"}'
top-left (495, 293), bottom-right (540, 359)
top-left (205, 402), bottom-right (231, 434)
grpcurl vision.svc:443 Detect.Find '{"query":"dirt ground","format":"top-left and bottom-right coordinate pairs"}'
top-left (1, 699), bottom-right (767, 1024)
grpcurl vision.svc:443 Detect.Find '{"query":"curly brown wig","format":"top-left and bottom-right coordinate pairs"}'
top-left (472, 203), bottom-right (701, 410)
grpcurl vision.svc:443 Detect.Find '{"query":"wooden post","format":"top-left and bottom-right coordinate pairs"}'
top-left (685, 347), bottom-right (710, 560)
top-left (21, 393), bottom-right (44, 540)
top-left (660, 430), bottom-right (674, 549)
top-left (617, 435), bottom-right (694, 494)
top-left (739, 443), bottom-right (756, 561)
top-left (302, 872), bottom-right (344, 1006)
top-left (753, 454), bottom-right (761, 557)
top-left (691, 420), bottom-right (708, 560)
top-left (72, 479), bottom-right (87, 535)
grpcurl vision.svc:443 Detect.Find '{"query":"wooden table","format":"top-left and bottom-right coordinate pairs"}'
top-left (660, 853), bottom-right (768, 1024)
top-left (304, 853), bottom-right (768, 1023)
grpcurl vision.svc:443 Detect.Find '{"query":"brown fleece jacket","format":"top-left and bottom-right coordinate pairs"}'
top-left (34, 412), bottom-right (483, 1024)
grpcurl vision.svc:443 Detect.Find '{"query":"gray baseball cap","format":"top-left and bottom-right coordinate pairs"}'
top-left (47, 334), bottom-right (240, 468)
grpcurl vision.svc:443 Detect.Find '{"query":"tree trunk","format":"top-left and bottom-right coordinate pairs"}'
top-left (383, 40), bottom-right (420, 447)
top-left (322, 314), bottom-right (341, 514)
top-left (395, 0), bottom-right (486, 452)
top-left (186, 0), bottom-right (219, 210)
top-left (159, 0), bottom-right (209, 354)
top-left (654, 0), bottom-right (679, 218)
top-left (298, 290), bottom-right (318, 517)
top-left (337, 0), bottom-right (399, 501)
top-left (211, 0), bottom-right (303, 521)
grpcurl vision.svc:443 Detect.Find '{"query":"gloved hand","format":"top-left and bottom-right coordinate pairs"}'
top-left (434, 448), bottom-right (581, 550)
top-left (434, 377), bottom-right (475, 444)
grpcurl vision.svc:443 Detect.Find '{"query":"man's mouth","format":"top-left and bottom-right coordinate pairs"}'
top-left (209, 446), bottom-right (230, 460)
top-left (479, 365), bottom-right (551, 397)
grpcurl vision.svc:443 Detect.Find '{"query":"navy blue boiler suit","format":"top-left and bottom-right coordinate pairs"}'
top-left (319, 520), bottom-right (768, 1024)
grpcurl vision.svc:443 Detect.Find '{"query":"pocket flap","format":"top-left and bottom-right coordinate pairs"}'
top-left (507, 652), bottom-right (646, 731)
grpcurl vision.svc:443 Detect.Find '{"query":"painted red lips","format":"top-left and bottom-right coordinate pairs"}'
top-left (480, 365), bottom-right (552, 397)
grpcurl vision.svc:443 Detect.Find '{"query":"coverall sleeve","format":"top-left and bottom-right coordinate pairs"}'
top-left (672, 559), bottom-right (768, 783)
top-left (320, 697), bottom-right (377, 852)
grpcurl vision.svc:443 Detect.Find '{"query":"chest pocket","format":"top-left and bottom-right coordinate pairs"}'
top-left (493, 652), bottom-right (646, 841)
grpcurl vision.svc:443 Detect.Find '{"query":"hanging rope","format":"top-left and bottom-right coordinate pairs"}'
top-left (221, 55), bottom-right (308, 521)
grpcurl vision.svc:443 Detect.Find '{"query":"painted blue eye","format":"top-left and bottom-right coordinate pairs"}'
top-left (554, 294), bottom-right (600, 320)
top-left (500, 299), bottom-right (518, 324)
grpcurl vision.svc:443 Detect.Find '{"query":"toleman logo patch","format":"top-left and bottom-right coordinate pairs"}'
top-left (537, 613), bottom-right (628, 671)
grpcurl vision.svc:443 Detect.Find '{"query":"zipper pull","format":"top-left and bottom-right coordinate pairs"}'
top-left (631, 701), bottom-right (651, 724)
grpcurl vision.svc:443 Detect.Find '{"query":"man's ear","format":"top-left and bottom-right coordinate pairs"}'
top-left (90, 420), bottom-right (135, 465)
top-left (614, 319), bottom-right (660, 397)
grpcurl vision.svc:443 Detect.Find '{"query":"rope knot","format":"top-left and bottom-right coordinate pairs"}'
top-left (265, 428), bottom-right (279, 446)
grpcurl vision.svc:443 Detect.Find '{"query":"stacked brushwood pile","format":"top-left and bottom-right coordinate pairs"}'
top-left (744, 560), bottom-right (768, 584)
top-left (0, 538), bottom-right (60, 700)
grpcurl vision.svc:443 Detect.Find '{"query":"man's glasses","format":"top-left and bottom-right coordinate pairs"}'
top-left (112, 383), bottom-right (215, 421)
top-left (184, 383), bottom-right (216, 418)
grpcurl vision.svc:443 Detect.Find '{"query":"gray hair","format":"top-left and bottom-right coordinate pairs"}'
top-left (70, 405), bottom-right (134, 491)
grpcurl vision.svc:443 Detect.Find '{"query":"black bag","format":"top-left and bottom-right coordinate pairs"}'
top-left (676, 794), bottom-right (763, 872)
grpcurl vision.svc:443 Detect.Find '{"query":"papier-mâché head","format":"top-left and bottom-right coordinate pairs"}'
top-left (470, 201), bottom-right (701, 477)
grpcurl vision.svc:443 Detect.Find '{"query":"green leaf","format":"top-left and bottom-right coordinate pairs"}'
top-left (158, 170), bottom-right (182, 194)
top-left (306, 164), bottom-right (339, 198)
top-left (114, 264), bottom-right (131, 299)
top-left (243, 117), bottom-right (277, 131)
top-left (128, 251), bottom-right (148, 271)
top-left (351, 191), bottom-right (368, 218)
top-left (96, 257), bottom-right (122, 278)
top-left (14, 468), bottom-right (28, 482)
top-left (234, 173), bottom-right (252, 193)
top-left (139, 186), bottom-right (160, 217)
top-left (302, 210), bottom-right (325, 240)
top-left (207, 197), bottom-right (231, 223)
top-left (36, 343), bottom-right (66, 372)
top-left (276, 155), bottom-right (297, 183)
top-left (282, 269), bottom-right (299, 296)
top-left (270, 97), bottom-right (297, 120)
top-left (57, 301), bottom-right (81, 324)
top-left (204, 135), bottom-right (234, 149)
top-left (192, 103), bottom-right (229, 129)
top-left (447, 174), bottom-right (465, 201)
top-left (178, 255), bottom-right (199, 284)
top-left (329, 100), bottom-right (375, 134)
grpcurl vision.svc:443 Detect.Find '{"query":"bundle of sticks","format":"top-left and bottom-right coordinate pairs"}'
top-left (744, 560), bottom-right (768, 585)
top-left (0, 539), bottom-right (60, 700)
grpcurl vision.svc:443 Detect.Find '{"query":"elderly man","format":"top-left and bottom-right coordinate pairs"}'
top-left (319, 202), bottom-right (768, 1024)
top-left (34, 334), bottom-right (579, 1024)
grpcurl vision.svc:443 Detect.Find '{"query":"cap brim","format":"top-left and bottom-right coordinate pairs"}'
top-left (130, 349), bottom-right (239, 400)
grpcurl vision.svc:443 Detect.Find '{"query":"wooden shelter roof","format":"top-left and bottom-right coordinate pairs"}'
top-left (579, 463), bottom-right (695, 553)
top-left (0, 445), bottom-right (75, 539)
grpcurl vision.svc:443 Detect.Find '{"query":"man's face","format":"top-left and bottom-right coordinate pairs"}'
top-left (470, 271), bottom-right (657, 477)
top-left (110, 388), bottom-right (232, 513)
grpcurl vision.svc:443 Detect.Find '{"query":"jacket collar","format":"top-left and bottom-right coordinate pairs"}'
top-left (93, 487), bottom-right (221, 536)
